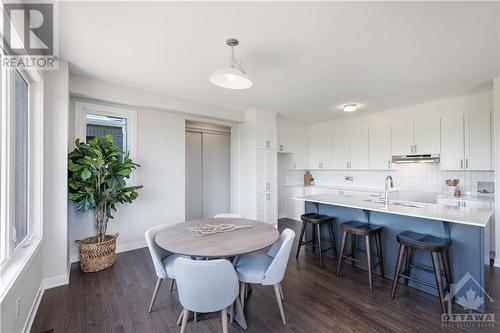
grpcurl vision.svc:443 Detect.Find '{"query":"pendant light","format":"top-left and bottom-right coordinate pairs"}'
top-left (210, 38), bottom-right (253, 89)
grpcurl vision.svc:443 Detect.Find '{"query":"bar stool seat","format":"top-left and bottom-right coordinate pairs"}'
top-left (337, 221), bottom-right (384, 291)
top-left (296, 213), bottom-right (337, 269)
top-left (396, 231), bottom-right (451, 252)
top-left (391, 231), bottom-right (452, 313)
top-left (341, 221), bottom-right (383, 235)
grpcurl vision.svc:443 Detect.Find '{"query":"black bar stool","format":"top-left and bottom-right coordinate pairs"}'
top-left (390, 231), bottom-right (452, 313)
top-left (336, 221), bottom-right (384, 291)
top-left (296, 213), bottom-right (337, 269)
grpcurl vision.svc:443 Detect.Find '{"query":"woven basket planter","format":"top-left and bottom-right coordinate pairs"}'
top-left (76, 233), bottom-right (119, 273)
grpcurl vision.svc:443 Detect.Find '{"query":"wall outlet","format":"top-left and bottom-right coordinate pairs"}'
top-left (16, 298), bottom-right (20, 318)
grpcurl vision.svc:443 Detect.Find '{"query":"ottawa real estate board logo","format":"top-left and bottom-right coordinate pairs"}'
top-left (442, 272), bottom-right (495, 328)
top-left (1, 1), bottom-right (58, 70)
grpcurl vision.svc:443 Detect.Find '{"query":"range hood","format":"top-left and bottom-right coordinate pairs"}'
top-left (392, 154), bottom-right (440, 163)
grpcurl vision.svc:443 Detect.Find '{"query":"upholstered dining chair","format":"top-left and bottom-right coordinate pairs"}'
top-left (145, 224), bottom-right (188, 312)
top-left (174, 258), bottom-right (243, 333)
top-left (214, 213), bottom-right (243, 218)
top-left (235, 228), bottom-right (296, 325)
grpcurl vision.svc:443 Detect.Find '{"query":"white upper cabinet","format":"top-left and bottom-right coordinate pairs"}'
top-left (276, 117), bottom-right (309, 169)
top-left (466, 110), bottom-right (491, 170)
top-left (308, 127), bottom-right (332, 169)
top-left (257, 126), bottom-right (277, 150)
top-left (349, 128), bottom-right (369, 170)
top-left (332, 131), bottom-right (350, 169)
top-left (391, 121), bottom-right (414, 155)
top-left (414, 117), bottom-right (441, 154)
top-left (441, 110), bottom-right (491, 170)
top-left (369, 126), bottom-right (392, 170)
top-left (441, 113), bottom-right (465, 170)
top-left (392, 117), bottom-right (440, 155)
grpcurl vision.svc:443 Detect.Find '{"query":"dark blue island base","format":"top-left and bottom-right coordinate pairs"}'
top-left (304, 201), bottom-right (491, 313)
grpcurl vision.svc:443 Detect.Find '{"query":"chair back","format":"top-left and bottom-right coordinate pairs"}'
top-left (213, 213), bottom-right (242, 218)
top-left (145, 224), bottom-right (172, 279)
top-left (174, 258), bottom-right (239, 313)
top-left (263, 228), bottom-right (296, 285)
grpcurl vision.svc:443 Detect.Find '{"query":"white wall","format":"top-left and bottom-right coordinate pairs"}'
top-left (68, 97), bottom-right (186, 261)
top-left (494, 77), bottom-right (500, 266)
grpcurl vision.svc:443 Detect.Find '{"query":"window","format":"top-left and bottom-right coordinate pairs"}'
top-left (86, 114), bottom-right (127, 152)
top-left (74, 101), bottom-right (137, 159)
top-left (13, 71), bottom-right (29, 247)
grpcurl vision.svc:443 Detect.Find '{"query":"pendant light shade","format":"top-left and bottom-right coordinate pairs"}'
top-left (210, 39), bottom-right (253, 89)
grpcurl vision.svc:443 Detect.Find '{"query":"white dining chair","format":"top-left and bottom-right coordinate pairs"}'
top-left (214, 213), bottom-right (242, 218)
top-left (174, 258), bottom-right (243, 333)
top-left (235, 228), bottom-right (296, 325)
top-left (145, 224), bottom-right (188, 312)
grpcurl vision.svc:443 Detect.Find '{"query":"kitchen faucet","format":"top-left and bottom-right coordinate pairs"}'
top-left (385, 175), bottom-right (394, 208)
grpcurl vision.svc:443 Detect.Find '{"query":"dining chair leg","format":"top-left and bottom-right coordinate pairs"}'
top-left (180, 308), bottom-right (189, 333)
top-left (365, 235), bottom-right (373, 291)
top-left (229, 303), bottom-right (234, 323)
top-left (193, 312), bottom-right (198, 323)
top-left (148, 277), bottom-right (162, 312)
top-left (221, 308), bottom-right (228, 333)
top-left (240, 282), bottom-right (246, 311)
top-left (176, 309), bottom-right (183, 326)
top-left (170, 279), bottom-right (175, 291)
top-left (245, 283), bottom-right (249, 299)
top-left (235, 296), bottom-right (248, 329)
top-left (295, 221), bottom-right (307, 259)
top-left (278, 283), bottom-right (284, 301)
top-left (273, 284), bottom-right (286, 325)
top-left (336, 231), bottom-right (348, 277)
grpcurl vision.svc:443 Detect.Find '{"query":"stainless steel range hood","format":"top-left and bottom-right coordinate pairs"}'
top-left (392, 154), bottom-right (440, 163)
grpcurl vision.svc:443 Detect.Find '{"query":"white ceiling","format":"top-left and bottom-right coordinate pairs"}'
top-left (60, 1), bottom-right (500, 123)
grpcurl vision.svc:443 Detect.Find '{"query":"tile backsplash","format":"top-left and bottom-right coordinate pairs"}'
top-left (286, 164), bottom-right (494, 194)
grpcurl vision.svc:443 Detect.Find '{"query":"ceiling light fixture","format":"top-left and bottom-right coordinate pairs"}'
top-left (210, 38), bottom-right (253, 90)
top-left (343, 104), bottom-right (358, 112)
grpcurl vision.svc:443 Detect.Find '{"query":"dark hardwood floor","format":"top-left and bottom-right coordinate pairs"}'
top-left (32, 219), bottom-right (500, 333)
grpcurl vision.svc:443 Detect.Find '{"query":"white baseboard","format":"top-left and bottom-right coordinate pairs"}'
top-left (43, 273), bottom-right (69, 289)
top-left (70, 240), bottom-right (147, 263)
top-left (22, 281), bottom-right (44, 333)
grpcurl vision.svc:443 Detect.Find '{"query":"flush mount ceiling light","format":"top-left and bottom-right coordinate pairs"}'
top-left (210, 38), bottom-right (253, 90)
top-left (343, 104), bottom-right (358, 112)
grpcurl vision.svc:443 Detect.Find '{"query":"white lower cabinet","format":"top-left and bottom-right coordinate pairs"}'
top-left (257, 191), bottom-right (277, 226)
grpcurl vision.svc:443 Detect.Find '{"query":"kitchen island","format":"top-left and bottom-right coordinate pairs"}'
top-left (294, 193), bottom-right (494, 312)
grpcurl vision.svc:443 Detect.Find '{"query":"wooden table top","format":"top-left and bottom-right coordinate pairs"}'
top-left (155, 218), bottom-right (279, 257)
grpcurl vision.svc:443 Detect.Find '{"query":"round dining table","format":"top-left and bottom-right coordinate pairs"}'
top-left (155, 217), bottom-right (279, 329)
top-left (155, 217), bottom-right (279, 258)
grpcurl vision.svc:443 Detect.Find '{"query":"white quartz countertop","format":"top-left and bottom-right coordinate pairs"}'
top-left (436, 193), bottom-right (494, 201)
top-left (285, 184), bottom-right (384, 193)
top-left (294, 193), bottom-right (493, 227)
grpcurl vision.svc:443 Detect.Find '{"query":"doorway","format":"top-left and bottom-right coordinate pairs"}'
top-left (185, 120), bottom-right (231, 220)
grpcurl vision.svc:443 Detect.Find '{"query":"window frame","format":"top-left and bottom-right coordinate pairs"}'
top-left (0, 63), bottom-right (44, 278)
top-left (74, 100), bottom-right (137, 166)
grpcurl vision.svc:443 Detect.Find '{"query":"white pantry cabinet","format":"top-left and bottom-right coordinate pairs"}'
top-left (392, 117), bottom-right (440, 155)
top-left (257, 191), bottom-right (277, 225)
top-left (441, 110), bottom-right (491, 170)
top-left (256, 150), bottom-right (277, 192)
top-left (369, 126), bottom-right (392, 170)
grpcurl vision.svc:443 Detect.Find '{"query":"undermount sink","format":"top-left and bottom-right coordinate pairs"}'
top-left (363, 199), bottom-right (428, 209)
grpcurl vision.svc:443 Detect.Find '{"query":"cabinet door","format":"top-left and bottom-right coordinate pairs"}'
top-left (331, 131), bottom-right (350, 169)
top-left (462, 199), bottom-right (491, 209)
top-left (440, 113), bottom-right (465, 170)
top-left (308, 131), bottom-right (323, 168)
top-left (369, 126), bottom-right (392, 170)
top-left (291, 128), bottom-right (308, 169)
top-left (256, 150), bottom-right (276, 192)
top-left (466, 110), bottom-right (492, 170)
top-left (256, 192), bottom-right (277, 225)
top-left (257, 126), bottom-right (276, 150)
top-left (391, 121), bottom-right (414, 156)
top-left (414, 116), bottom-right (440, 154)
top-left (256, 192), bottom-right (267, 222)
top-left (349, 128), bottom-right (369, 170)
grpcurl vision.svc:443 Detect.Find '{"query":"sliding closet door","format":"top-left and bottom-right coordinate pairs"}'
top-left (185, 131), bottom-right (203, 220)
top-left (202, 132), bottom-right (231, 218)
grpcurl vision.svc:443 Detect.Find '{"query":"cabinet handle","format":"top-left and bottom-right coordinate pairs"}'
top-left (465, 159), bottom-right (469, 169)
top-left (266, 182), bottom-right (270, 190)
top-left (460, 159), bottom-right (463, 169)
top-left (463, 201), bottom-right (466, 207)
top-left (280, 144), bottom-right (283, 152)
top-left (414, 145), bottom-right (417, 154)
top-left (388, 161), bottom-right (391, 169)
top-left (293, 162), bottom-right (296, 169)
top-left (266, 140), bottom-right (270, 149)
top-left (410, 145), bottom-right (413, 154)
top-left (266, 193), bottom-right (270, 200)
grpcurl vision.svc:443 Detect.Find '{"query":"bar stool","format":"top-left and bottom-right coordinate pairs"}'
top-left (336, 221), bottom-right (384, 291)
top-left (390, 231), bottom-right (452, 313)
top-left (296, 213), bottom-right (337, 269)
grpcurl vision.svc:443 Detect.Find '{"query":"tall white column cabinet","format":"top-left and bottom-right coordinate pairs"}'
top-left (237, 109), bottom-right (278, 226)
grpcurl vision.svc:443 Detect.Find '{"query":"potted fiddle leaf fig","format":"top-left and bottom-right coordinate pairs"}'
top-left (68, 135), bottom-right (142, 272)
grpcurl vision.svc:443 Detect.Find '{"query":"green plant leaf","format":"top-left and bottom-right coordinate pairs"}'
top-left (80, 168), bottom-right (92, 180)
